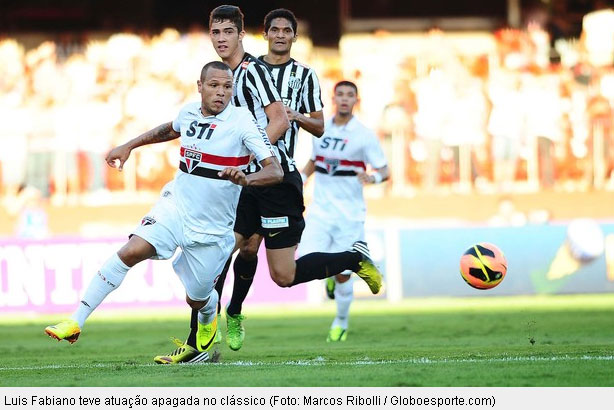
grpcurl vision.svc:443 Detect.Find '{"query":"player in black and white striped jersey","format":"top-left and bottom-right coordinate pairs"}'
top-left (215, 8), bottom-right (327, 350)
top-left (259, 9), bottom-right (324, 170)
top-left (209, 7), bottom-right (289, 147)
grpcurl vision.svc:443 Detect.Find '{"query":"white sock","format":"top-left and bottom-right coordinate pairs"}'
top-left (332, 277), bottom-right (353, 330)
top-left (197, 290), bottom-right (219, 325)
top-left (71, 253), bottom-right (130, 328)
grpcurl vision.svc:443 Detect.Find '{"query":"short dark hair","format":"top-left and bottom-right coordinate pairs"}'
top-left (209, 5), bottom-right (244, 32)
top-left (201, 61), bottom-right (232, 80)
top-left (334, 80), bottom-right (358, 95)
top-left (264, 8), bottom-right (298, 34)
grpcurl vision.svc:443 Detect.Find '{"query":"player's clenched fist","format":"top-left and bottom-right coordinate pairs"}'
top-left (106, 144), bottom-right (132, 171)
top-left (219, 167), bottom-right (248, 186)
top-left (356, 171), bottom-right (372, 185)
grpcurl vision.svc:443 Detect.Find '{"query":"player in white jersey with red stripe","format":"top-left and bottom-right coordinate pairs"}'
top-left (298, 81), bottom-right (389, 342)
top-left (45, 61), bottom-right (282, 364)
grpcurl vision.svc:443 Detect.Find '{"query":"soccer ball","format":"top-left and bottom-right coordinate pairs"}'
top-left (460, 243), bottom-right (507, 290)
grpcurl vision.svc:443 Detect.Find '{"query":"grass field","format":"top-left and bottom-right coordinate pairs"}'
top-left (1, 294), bottom-right (613, 387)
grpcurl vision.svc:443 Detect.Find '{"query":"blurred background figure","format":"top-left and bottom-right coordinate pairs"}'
top-left (546, 218), bottom-right (605, 280)
top-left (488, 70), bottom-right (525, 192)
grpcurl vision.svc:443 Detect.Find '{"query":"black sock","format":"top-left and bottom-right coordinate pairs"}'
top-left (186, 308), bottom-right (198, 348)
top-left (292, 251), bottom-right (361, 286)
top-left (226, 254), bottom-right (258, 316)
top-left (186, 256), bottom-right (232, 348)
top-left (215, 257), bottom-right (232, 313)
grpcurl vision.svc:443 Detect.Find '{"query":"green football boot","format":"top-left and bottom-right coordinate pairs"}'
top-left (325, 277), bottom-right (336, 299)
top-left (352, 241), bottom-right (382, 294)
top-left (226, 311), bottom-right (245, 351)
top-left (327, 326), bottom-right (348, 342)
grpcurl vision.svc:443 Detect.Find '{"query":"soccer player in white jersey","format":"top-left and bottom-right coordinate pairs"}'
top-left (169, 6), bottom-right (382, 360)
top-left (44, 61), bottom-right (283, 364)
top-left (298, 81), bottom-right (389, 342)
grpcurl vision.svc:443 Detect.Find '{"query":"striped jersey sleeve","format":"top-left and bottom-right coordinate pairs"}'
top-left (232, 53), bottom-right (282, 131)
top-left (300, 68), bottom-right (323, 114)
top-left (245, 62), bottom-right (281, 108)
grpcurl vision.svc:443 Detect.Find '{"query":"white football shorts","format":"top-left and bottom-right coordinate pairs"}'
top-left (297, 216), bottom-right (364, 276)
top-left (131, 191), bottom-right (235, 301)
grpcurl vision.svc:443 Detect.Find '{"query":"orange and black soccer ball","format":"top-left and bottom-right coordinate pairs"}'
top-left (460, 243), bottom-right (507, 290)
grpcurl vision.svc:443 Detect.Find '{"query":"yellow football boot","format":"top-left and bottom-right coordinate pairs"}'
top-left (45, 319), bottom-right (81, 344)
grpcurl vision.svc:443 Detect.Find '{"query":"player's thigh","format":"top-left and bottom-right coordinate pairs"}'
top-left (129, 195), bottom-right (182, 262)
top-left (173, 232), bottom-right (235, 301)
top-left (296, 216), bottom-right (334, 257)
top-left (234, 187), bottom-right (262, 241)
top-left (266, 245), bottom-right (298, 286)
top-left (258, 184), bottom-right (305, 250)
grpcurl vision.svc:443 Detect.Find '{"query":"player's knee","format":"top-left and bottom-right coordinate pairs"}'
top-left (336, 274), bottom-right (351, 283)
top-left (186, 295), bottom-right (207, 310)
top-left (117, 248), bottom-right (141, 267)
top-left (239, 245), bottom-right (258, 261)
top-left (270, 269), bottom-right (294, 287)
top-left (272, 276), bottom-right (293, 287)
top-left (239, 245), bottom-right (258, 260)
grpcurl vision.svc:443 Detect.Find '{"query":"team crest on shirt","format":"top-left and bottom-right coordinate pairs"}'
top-left (287, 75), bottom-right (301, 90)
top-left (141, 216), bottom-right (156, 226)
top-left (183, 149), bottom-right (202, 173)
top-left (324, 158), bottom-right (340, 174)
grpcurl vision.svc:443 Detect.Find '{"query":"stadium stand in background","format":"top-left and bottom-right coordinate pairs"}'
top-left (1, 0), bottom-right (614, 234)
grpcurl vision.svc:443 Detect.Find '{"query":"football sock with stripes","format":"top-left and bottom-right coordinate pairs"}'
top-left (71, 253), bottom-right (130, 328)
top-left (227, 254), bottom-right (258, 316)
top-left (332, 277), bottom-right (353, 330)
top-left (214, 256), bottom-right (232, 314)
top-left (187, 309), bottom-right (199, 348)
top-left (291, 251), bottom-right (361, 286)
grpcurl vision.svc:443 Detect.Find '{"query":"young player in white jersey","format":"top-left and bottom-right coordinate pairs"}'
top-left (44, 61), bottom-right (283, 364)
top-left (299, 81), bottom-right (389, 342)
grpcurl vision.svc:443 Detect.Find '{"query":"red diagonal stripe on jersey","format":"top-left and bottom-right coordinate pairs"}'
top-left (180, 147), bottom-right (250, 166)
top-left (315, 155), bottom-right (366, 170)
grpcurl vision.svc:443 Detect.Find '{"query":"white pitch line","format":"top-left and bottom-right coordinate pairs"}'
top-left (0, 355), bottom-right (613, 372)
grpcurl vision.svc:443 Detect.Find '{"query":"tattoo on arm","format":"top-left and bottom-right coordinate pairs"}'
top-left (139, 122), bottom-right (179, 146)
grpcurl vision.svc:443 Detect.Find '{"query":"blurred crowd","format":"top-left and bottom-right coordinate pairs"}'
top-left (0, 28), bottom-right (216, 204)
top-left (373, 1), bottom-right (614, 194)
top-left (1, 0), bottom-right (614, 208)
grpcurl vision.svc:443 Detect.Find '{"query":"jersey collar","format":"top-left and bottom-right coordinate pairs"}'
top-left (329, 115), bottom-right (357, 131)
top-left (258, 55), bottom-right (294, 68)
top-left (201, 103), bottom-right (233, 121)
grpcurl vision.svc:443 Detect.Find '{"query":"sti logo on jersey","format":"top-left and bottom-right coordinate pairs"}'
top-left (320, 137), bottom-right (348, 151)
top-left (184, 149), bottom-right (202, 173)
top-left (324, 158), bottom-right (340, 174)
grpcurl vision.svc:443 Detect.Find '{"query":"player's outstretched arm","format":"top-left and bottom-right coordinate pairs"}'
top-left (105, 122), bottom-right (180, 171)
top-left (263, 102), bottom-right (290, 144)
top-left (285, 108), bottom-right (324, 137)
top-left (218, 156), bottom-right (282, 187)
